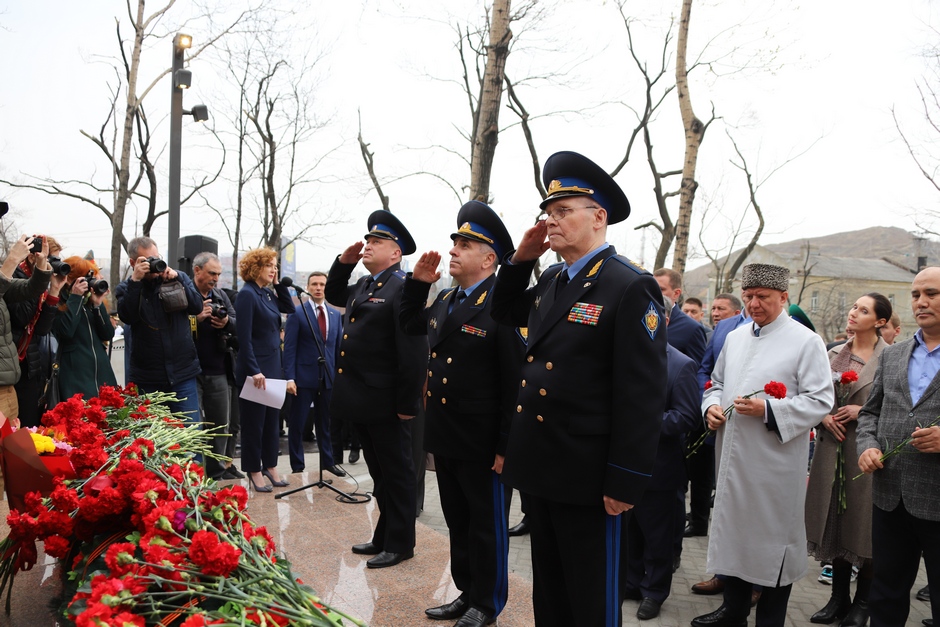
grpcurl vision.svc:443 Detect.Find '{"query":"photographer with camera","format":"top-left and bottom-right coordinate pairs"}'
top-left (0, 234), bottom-right (53, 429)
top-left (191, 252), bottom-right (242, 480)
top-left (115, 236), bottom-right (203, 424)
top-left (52, 257), bottom-right (117, 398)
top-left (9, 235), bottom-right (68, 426)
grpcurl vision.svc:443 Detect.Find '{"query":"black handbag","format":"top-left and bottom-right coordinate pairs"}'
top-left (158, 279), bottom-right (189, 313)
top-left (39, 354), bottom-right (62, 413)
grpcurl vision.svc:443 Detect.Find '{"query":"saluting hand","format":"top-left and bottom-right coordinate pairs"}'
top-left (510, 221), bottom-right (550, 263)
top-left (412, 251), bottom-right (442, 284)
top-left (339, 242), bottom-right (365, 265)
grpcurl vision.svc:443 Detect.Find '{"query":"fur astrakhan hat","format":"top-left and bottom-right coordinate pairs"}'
top-left (741, 263), bottom-right (790, 292)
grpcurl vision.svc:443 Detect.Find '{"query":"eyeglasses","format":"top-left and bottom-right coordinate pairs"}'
top-left (538, 205), bottom-right (599, 222)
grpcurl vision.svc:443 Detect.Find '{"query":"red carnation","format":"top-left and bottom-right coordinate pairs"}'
top-left (840, 371), bottom-right (859, 385)
top-left (43, 534), bottom-right (73, 559)
top-left (704, 380), bottom-right (713, 390)
top-left (764, 381), bottom-right (787, 399)
top-left (188, 530), bottom-right (241, 577)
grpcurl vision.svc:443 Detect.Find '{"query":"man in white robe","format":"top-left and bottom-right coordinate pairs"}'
top-left (691, 263), bottom-right (834, 627)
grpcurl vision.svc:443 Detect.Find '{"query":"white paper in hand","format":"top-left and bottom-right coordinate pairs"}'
top-left (239, 377), bottom-right (288, 409)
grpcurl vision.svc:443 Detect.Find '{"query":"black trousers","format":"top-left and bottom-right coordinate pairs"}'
top-left (356, 418), bottom-right (416, 554)
top-left (287, 385), bottom-right (334, 472)
top-left (239, 396), bottom-right (280, 473)
top-left (686, 442), bottom-right (714, 528)
top-left (723, 576), bottom-right (791, 627)
top-left (870, 500), bottom-right (940, 627)
top-left (435, 455), bottom-right (511, 618)
top-left (528, 495), bottom-right (623, 627)
top-left (624, 489), bottom-right (676, 603)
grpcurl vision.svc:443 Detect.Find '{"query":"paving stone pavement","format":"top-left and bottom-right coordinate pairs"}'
top-left (416, 473), bottom-right (933, 626)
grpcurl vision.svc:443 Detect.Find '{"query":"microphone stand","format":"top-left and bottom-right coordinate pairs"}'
top-left (276, 284), bottom-right (368, 504)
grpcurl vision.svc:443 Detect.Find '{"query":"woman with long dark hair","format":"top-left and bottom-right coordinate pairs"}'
top-left (806, 292), bottom-right (893, 627)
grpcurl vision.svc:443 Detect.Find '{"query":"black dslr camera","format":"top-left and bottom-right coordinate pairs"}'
top-left (209, 302), bottom-right (228, 319)
top-left (48, 256), bottom-right (71, 277)
top-left (146, 256), bottom-right (168, 273)
top-left (85, 272), bottom-right (109, 296)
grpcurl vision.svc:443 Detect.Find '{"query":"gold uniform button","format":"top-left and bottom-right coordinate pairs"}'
top-left (432, 352), bottom-right (437, 358)
top-left (447, 357), bottom-right (453, 364)
top-left (427, 391), bottom-right (432, 397)
top-left (428, 371), bottom-right (433, 377)
top-left (539, 388), bottom-right (547, 396)
top-left (337, 368), bottom-right (343, 374)
top-left (516, 405), bottom-right (523, 413)
top-left (546, 362), bottom-right (554, 370)
top-left (537, 415), bottom-right (544, 422)
top-left (377, 282), bottom-right (383, 287)
top-left (442, 378), bottom-right (448, 384)
top-left (521, 380), bottom-right (527, 387)
top-left (441, 398), bottom-right (447, 404)
top-left (350, 317), bottom-right (355, 323)
top-left (527, 356), bottom-right (534, 363)
top-left (340, 351), bottom-right (345, 357)
top-left (343, 334), bottom-right (348, 340)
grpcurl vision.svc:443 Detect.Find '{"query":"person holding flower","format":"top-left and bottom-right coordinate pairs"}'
top-left (805, 293), bottom-right (891, 627)
top-left (858, 267), bottom-right (940, 627)
top-left (52, 257), bottom-right (117, 399)
top-left (234, 248), bottom-right (295, 492)
top-left (692, 263), bottom-right (834, 627)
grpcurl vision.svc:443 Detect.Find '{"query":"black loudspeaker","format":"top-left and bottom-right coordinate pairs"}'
top-left (177, 235), bottom-right (218, 279)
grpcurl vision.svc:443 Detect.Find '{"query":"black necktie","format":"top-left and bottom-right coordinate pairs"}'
top-left (555, 270), bottom-right (570, 296)
top-left (450, 290), bottom-right (467, 314)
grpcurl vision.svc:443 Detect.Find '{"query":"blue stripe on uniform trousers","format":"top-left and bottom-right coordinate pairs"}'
top-left (491, 471), bottom-right (509, 615)
top-left (606, 513), bottom-right (622, 627)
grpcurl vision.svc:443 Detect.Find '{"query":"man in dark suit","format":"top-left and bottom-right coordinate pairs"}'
top-left (623, 296), bottom-right (701, 621)
top-left (653, 268), bottom-right (706, 366)
top-left (284, 271), bottom-right (344, 476)
top-left (491, 151), bottom-right (667, 627)
top-left (858, 266), bottom-right (940, 627)
top-left (401, 201), bottom-right (524, 627)
top-left (326, 211), bottom-right (428, 569)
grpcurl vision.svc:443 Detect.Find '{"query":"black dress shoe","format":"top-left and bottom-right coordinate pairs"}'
top-left (684, 523), bottom-right (708, 537)
top-left (324, 465), bottom-right (347, 477)
top-left (366, 549), bottom-right (414, 568)
top-left (673, 555), bottom-right (681, 573)
top-left (351, 542), bottom-right (382, 555)
top-left (222, 466), bottom-right (246, 479)
top-left (691, 605), bottom-right (748, 627)
top-left (454, 607), bottom-right (495, 627)
top-left (811, 594), bottom-right (851, 624)
top-left (636, 598), bottom-right (661, 620)
top-left (917, 585), bottom-right (931, 602)
top-left (923, 619), bottom-right (933, 627)
top-left (348, 449), bottom-right (360, 463)
top-left (425, 596), bottom-right (469, 620)
top-left (508, 517), bottom-right (530, 537)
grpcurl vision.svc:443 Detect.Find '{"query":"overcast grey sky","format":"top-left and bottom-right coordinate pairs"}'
top-left (1, 0), bottom-right (938, 279)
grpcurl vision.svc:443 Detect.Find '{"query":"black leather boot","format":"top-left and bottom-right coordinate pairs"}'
top-left (839, 599), bottom-right (869, 627)
top-left (810, 595), bottom-right (851, 624)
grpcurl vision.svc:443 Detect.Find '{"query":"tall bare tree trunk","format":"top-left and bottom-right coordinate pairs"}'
top-left (469, 0), bottom-right (512, 202)
top-left (673, 0), bottom-right (705, 274)
top-left (110, 0), bottom-right (150, 289)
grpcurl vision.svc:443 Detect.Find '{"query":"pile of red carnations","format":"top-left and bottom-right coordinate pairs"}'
top-left (0, 384), bottom-right (361, 626)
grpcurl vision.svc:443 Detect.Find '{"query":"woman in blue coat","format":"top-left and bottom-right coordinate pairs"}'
top-left (235, 248), bottom-right (295, 492)
top-left (53, 257), bottom-right (117, 399)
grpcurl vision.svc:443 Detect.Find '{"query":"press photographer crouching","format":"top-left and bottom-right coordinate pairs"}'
top-left (191, 252), bottom-right (242, 480)
top-left (51, 257), bottom-right (117, 399)
top-left (0, 234), bottom-right (53, 429)
top-left (9, 235), bottom-right (67, 427)
top-left (115, 236), bottom-right (204, 424)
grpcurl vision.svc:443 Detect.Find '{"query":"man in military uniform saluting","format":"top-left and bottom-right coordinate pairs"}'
top-left (400, 201), bottom-right (525, 627)
top-left (326, 210), bottom-right (429, 569)
top-left (491, 151), bottom-right (668, 627)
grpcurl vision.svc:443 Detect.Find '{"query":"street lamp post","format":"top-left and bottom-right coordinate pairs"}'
top-left (167, 33), bottom-right (192, 270)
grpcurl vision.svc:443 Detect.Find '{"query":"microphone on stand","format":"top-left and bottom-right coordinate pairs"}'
top-left (279, 276), bottom-right (308, 296)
